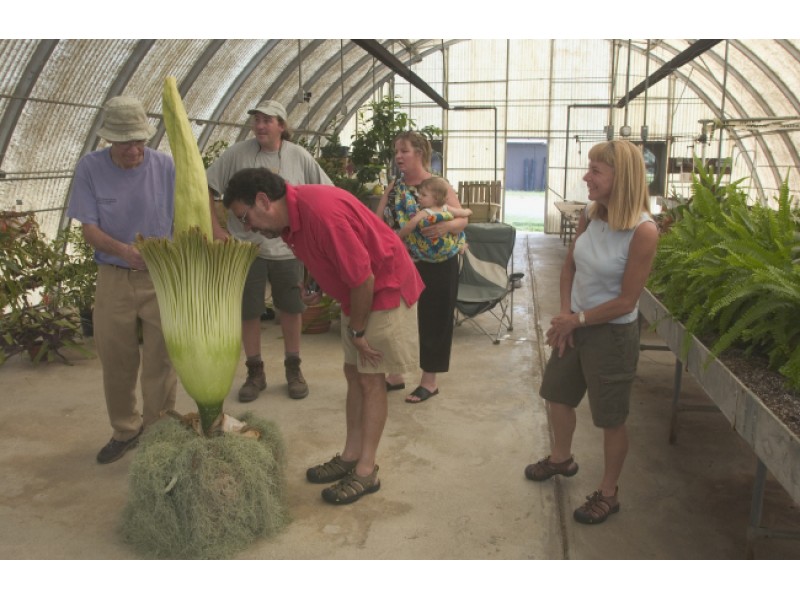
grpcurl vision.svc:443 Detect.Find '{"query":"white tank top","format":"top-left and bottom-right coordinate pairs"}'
top-left (571, 210), bottom-right (654, 324)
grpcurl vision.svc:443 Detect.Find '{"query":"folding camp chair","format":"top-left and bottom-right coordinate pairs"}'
top-left (455, 222), bottom-right (524, 344)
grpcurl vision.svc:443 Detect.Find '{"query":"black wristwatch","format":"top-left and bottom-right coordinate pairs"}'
top-left (348, 326), bottom-right (366, 339)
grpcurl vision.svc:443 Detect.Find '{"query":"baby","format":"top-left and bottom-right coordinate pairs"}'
top-left (399, 176), bottom-right (472, 261)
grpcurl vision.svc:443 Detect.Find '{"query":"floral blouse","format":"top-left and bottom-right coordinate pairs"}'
top-left (389, 176), bottom-right (464, 263)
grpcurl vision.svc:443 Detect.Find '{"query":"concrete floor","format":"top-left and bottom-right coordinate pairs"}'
top-left (1, 232), bottom-right (799, 562)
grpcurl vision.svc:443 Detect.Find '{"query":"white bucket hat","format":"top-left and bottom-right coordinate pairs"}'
top-left (247, 100), bottom-right (288, 121)
top-left (97, 96), bottom-right (156, 142)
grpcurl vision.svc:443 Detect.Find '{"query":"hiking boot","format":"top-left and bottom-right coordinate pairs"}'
top-left (96, 427), bottom-right (142, 464)
top-left (285, 356), bottom-right (308, 399)
top-left (238, 359), bottom-right (266, 403)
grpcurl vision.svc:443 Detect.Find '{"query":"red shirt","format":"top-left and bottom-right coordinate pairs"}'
top-left (281, 184), bottom-right (424, 315)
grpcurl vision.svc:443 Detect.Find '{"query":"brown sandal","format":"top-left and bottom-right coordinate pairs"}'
top-left (306, 454), bottom-right (357, 484)
top-left (573, 488), bottom-right (620, 524)
top-left (524, 455), bottom-right (579, 481)
top-left (321, 467), bottom-right (380, 505)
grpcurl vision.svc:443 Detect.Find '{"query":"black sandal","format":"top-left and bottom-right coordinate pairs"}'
top-left (405, 386), bottom-right (438, 403)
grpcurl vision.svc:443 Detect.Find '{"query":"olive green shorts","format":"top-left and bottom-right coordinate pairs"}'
top-left (539, 320), bottom-right (640, 428)
top-left (241, 257), bottom-right (305, 320)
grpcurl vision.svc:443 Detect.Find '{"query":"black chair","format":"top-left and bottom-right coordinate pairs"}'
top-left (455, 222), bottom-right (524, 344)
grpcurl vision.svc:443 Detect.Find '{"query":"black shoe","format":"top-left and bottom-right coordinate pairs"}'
top-left (96, 427), bottom-right (142, 464)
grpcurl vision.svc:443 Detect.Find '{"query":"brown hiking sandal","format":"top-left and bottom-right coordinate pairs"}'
top-left (306, 454), bottom-right (358, 483)
top-left (573, 488), bottom-right (620, 524)
top-left (524, 455), bottom-right (579, 481)
top-left (321, 467), bottom-right (380, 505)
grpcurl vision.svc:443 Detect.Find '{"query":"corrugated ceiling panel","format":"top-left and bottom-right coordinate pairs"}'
top-left (125, 40), bottom-right (207, 111)
top-left (3, 38), bottom-right (800, 238)
top-left (2, 39), bottom-right (143, 236)
top-left (181, 40), bottom-right (263, 143)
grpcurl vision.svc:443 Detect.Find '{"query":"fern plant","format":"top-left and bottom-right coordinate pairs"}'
top-left (648, 161), bottom-right (800, 390)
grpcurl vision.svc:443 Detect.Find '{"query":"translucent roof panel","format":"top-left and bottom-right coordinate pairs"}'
top-left (2, 39), bottom-right (799, 239)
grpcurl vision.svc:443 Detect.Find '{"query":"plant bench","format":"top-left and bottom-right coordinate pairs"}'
top-left (639, 288), bottom-right (800, 557)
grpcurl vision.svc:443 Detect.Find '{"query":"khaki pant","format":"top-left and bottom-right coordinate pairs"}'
top-left (94, 265), bottom-right (177, 441)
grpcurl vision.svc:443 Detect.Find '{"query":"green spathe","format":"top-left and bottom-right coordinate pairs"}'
top-left (138, 229), bottom-right (257, 431)
top-left (137, 77), bottom-right (258, 433)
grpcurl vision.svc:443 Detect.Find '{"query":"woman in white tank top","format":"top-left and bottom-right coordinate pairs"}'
top-left (525, 140), bottom-right (659, 525)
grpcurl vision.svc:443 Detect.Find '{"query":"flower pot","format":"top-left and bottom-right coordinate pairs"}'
top-left (302, 303), bottom-right (331, 334)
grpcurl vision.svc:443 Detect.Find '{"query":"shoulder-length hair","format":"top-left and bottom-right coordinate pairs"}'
top-left (587, 140), bottom-right (651, 230)
top-left (394, 131), bottom-right (432, 170)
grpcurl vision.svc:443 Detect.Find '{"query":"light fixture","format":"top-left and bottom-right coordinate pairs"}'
top-left (620, 125), bottom-right (632, 138)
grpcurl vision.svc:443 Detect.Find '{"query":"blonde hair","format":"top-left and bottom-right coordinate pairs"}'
top-left (394, 131), bottom-right (432, 170)
top-left (416, 176), bottom-right (450, 206)
top-left (586, 140), bottom-right (651, 230)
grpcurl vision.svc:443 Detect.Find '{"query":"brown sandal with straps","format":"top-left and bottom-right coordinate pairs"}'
top-left (321, 467), bottom-right (380, 505)
top-left (573, 488), bottom-right (620, 524)
top-left (524, 455), bottom-right (579, 481)
top-left (306, 454), bottom-right (357, 484)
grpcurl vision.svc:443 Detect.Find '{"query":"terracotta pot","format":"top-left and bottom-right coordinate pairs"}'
top-left (302, 303), bottom-right (331, 334)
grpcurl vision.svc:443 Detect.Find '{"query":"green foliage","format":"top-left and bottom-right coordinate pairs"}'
top-left (350, 96), bottom-right (442, 186)
top-left (53, 225), bottom-right (97, 311)
top-left (120, 413), bottom-right (289, 559)
top-left (648, 161), bottom-right (800, 390)
top-left (201, 140), bottom-right (229, 169)
top-left (294, 135), bottom-right (317, 156)
top-left (1, 212), bottom-right (93, 365)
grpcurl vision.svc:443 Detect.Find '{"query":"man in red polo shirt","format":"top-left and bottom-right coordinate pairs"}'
top-left (223, 167), bottom-right (424, 505)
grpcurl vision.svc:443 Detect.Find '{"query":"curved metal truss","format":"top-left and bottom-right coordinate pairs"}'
top-left (1, 38), bottom-right (798, 238)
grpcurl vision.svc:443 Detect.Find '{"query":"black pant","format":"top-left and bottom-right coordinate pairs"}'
top-left (416, 255), bottom-right (459, 373)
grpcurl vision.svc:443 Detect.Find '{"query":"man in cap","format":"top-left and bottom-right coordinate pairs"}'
top-left (207, 99), bottom-right (332, 402)
top-left (67, 96), bottom-right (177, 464)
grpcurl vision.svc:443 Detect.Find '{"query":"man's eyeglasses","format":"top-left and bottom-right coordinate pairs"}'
top-left (237, 206), bottom-right (249, 225)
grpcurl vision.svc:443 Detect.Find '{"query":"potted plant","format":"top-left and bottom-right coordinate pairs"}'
top-left (300, 274), bottom-right (341, 334)
top-left (320, 118), bottom-right (349, 159)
